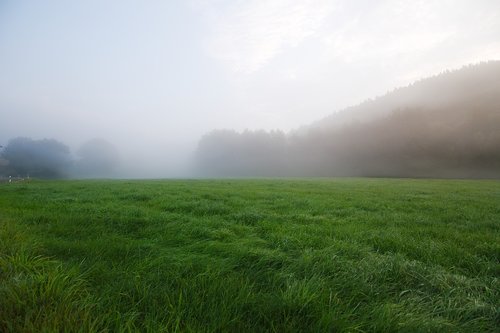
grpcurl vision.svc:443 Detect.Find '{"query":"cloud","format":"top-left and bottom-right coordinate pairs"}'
top-left (323, 1), bottom-right (457, 62)
top-left (196, 0), bottom-right (500, 77)
top-left (315, 0), bottom-right (500, 87)
top-left (198, 0), bottom-right (335, 74)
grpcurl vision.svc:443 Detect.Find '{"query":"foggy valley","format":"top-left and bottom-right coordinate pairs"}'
top-left (1, 1), bottom-right (500, 180)
top-left (195, 61), bottom-right (500, 178)
top-left (2, 61), bottom-right (499, 179)
top-left (1, 2), bottom-right (499, 332)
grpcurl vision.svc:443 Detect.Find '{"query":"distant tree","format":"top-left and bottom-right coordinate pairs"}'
top-left (195, 61), bottom-right (500, 178)
top-left (74, 138), bottom-right (119, 178)
top-left (195, 129), bottom-right (287, 176)
top-left (0, 145), bottom-right (9, 176)
top-left (0, 137), bottom-right (72, 178)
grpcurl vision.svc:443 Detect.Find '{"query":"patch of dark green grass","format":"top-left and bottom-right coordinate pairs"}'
top-left (0, 178), bottom-right (499, 332)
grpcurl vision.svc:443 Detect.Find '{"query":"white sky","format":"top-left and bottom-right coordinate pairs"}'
top-left (0, 0), bottom-right (499, 175)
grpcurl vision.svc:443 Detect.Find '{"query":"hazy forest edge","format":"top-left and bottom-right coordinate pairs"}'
top-left (1, 61), bottom-right (500, 179)
top-left (195, 61), bottom-right (500, 178)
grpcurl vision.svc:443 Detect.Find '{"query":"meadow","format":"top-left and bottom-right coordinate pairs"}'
top-left (0, 178), bottom-right (498, 332)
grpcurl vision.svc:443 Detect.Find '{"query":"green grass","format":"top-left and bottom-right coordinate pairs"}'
top-left (0, 178), bottom-right (499, 332)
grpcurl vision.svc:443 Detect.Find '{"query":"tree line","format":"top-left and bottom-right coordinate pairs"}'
top-left (195, 61), bottom-right (500, 178)
top-left (0, 137), bottom-right (119, 179)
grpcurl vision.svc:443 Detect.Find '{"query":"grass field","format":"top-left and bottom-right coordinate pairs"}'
top-left (0, 178), bottom-right (499, 332)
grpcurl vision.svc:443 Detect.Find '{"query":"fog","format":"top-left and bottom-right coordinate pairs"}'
top-left (1, 1), bottom-right (500, 178)
top-left (195, 62), bottom-right (500, 178)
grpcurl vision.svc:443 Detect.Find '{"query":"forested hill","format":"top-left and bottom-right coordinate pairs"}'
top-left (310, 61), bottom-right (500, 130)
top-left (195, 61), bottom-right (500, 178)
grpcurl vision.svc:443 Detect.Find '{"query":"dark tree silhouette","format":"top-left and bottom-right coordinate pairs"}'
top-left (0, 137), bottom-right (72, 178)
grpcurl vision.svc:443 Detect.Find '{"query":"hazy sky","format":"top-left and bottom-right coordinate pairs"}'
top-left (1, 0), bottom-right (499, 175)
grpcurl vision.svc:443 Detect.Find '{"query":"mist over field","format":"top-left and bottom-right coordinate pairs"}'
top-left (2, 3), bottom-right (500, 331)
top-left (2, 62), bottom-right (499, 179)
top-left (196, 62), bottom-right (500, 178)
top-left (1, 1), bottom-right (500, 178)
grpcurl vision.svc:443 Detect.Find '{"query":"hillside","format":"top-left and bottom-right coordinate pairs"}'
top-left (311, 61), bottom-right (500, 130)
top-left (196, 61), bottom-right (500, 178)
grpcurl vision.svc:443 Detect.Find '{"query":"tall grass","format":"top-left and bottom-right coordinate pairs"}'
top-left (0, 178), bottom-right (499, 331)
top-left (0, 223), bottom-right (103, 332)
